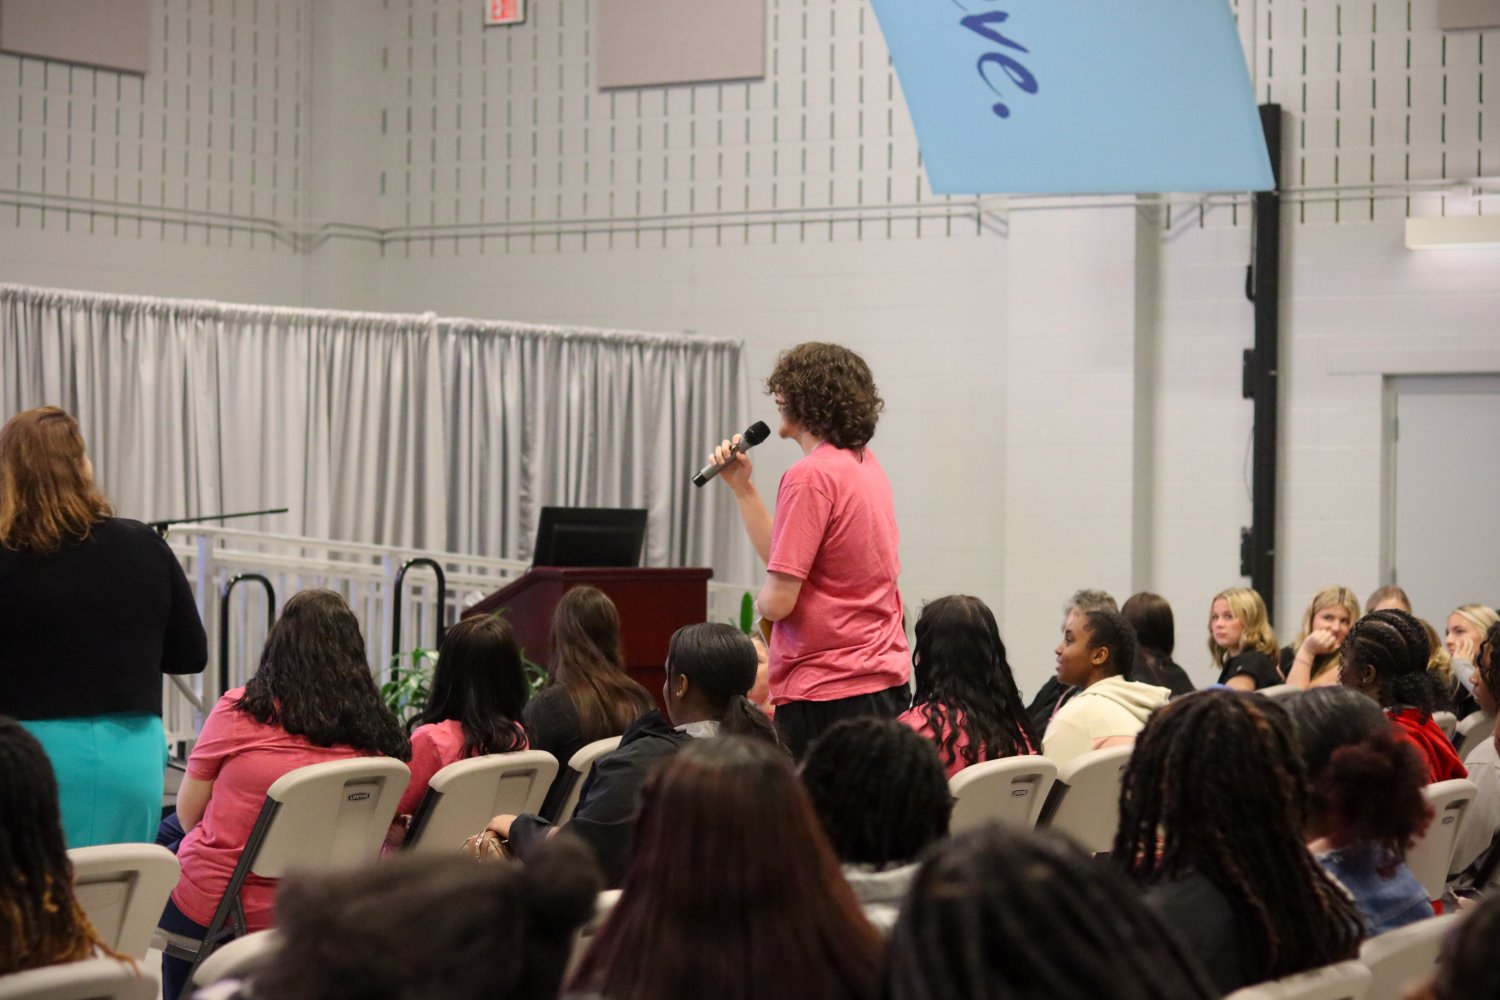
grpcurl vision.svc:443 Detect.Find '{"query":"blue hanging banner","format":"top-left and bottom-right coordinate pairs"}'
top-left (866, 0), bottom-right (1275, 195)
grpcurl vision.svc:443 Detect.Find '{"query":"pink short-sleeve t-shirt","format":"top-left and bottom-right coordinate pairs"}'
top-left (765, 443), bottom-right (910, 704)
top-left (396, 719), bottom-right (529, 816)
top-left (172, 688), bottom-right (376, 930)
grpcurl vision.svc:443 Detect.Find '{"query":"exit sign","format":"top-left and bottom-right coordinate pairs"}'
top-left (486, 0), bottom-right (524, 26)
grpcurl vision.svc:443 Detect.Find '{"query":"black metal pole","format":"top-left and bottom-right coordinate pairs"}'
top-left (391, 557), bottom-right (449, 677)
top-left (1243, 103), bottom-right (1283, 623)
top-left (219, 574), bottom-right (276, 698)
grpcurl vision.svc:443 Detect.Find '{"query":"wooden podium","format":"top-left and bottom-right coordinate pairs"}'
top-left (464, 567), bottom-right (713, 709)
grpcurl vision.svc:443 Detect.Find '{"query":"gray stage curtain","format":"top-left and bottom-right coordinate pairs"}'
top-left (0, 284), bottom-right (750, 580)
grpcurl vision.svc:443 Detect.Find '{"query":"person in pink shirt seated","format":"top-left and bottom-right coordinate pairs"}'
top-left (711, 342), bottom-right (911, 759)
top-left (1339, 609), bottom-right (1468, 784)
top-left (155, 590), bottom-right (409, 1000)
top-left (898, 595), bottom-right (1037, 778)
top-left (388, 614), bottom-right (530, 845)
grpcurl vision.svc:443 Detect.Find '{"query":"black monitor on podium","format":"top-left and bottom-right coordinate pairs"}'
top-left (531, 506), bottom-right (648, 568)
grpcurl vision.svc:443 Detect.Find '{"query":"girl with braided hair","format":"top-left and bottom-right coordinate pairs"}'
top-left (0, 716), bottom-right (132, 976)
top-left (886, 824), bottom-right (1215, 1000)
top-left (1339, 609), bottom-right (1467, 783)
top-left (898, 595), bottom-right (1038, 777)
top-left (1115, 690), bottom-right (1362, 995)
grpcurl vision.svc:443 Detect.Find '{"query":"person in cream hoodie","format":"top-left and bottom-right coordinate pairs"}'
top-left (1042, 608), bottom-right (1170, 767)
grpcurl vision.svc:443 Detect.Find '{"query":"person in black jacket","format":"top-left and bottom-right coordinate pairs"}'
top-left (0, 406), bottom-right (207, 847)
top-left (490, 621), bottom-right (780, 886)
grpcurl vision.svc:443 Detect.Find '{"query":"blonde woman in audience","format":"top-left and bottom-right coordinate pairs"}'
top-left (1418, 618), bottom-right (1460, 707)
top-left (1041, 608), bottom-right (1169, 767)
top-left (1367, 585), bottom-right (1411, 614)
top-left (1445, 603), bottom-right (1499, 699)
top-left (1282, 587), bottom-right (1361, 689)
top-left (1207, 587), bottom-right (1282, 691)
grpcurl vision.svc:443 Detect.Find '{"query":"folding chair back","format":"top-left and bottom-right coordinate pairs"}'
top-left (192, 930), bottom-right (282, 989)
top-left (1257, 684), bottom-right (1302, 702)
top-left (1406, 779), bottom-right (1478, 900)
top-left (251, 757), bottom-right (412, 877)
top-left (0, 959), bottom-right (156, 1000)
top-left (567, 889), bottom-right (623, 977)
top-left (1037, 744), bottom-right (1132, 854)
top-left (555, 736), bottom-right (623, 824)
top-left (1358, 914), bottom-right (1460, 1000)
top-left (1452, 712), bottom-right (1495, 758)
top-left (68, 843), bottom-right (180, 959)
top-left (1431, 712), bottom-right (1459, 741)
top-left (948, 755), bottom-right (1058, 833)
top-left (404, 750), bottom-right (560, 853)
top-left (1223, 961), bottom-right (1373, 1000)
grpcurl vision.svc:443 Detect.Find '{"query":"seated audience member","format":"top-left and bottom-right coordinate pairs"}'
top-left (1366, 585), bottom-right (1411, 614)
top-left (0, 716), bottom-right (130, 976)
top-left (388, 614), bottom-right (530, 845)
top-left (1408, 891), bottom-right (1500, 1000)
top-left (885, 825), bottom-right (1215, 1000)
top-left (1207, 587), bottom-right (1282, 691)
top-left (523, 586), bottom-right (655, 820)
top-left (1287, 687), bottom-right (1434, 933)
top-left (1339, 610), bottom-right (1467, 783)
top-left (1449, 623), bottom-right (1500, 887)
top-left (1025, 589), bottom-right (1117, 734)
top-left (570, 737), bottom-right (882, 1000)
top-left (800, 717), bottom-right (953, 931)
top-left (1041, 609), bottom-right (1169, 767)
top-left (234, 839), bottom-right (600, 1000)
top-left (1282, 587), bottom-right (1361, 690)
top-left (747, 628), bottom-right (773, 716)
top-left (1418, 618), bottom-right (1465, 713)
top-left (156, 590), bottom-right (411, 1000)
top-left (491, 623), bottom-right (778, 887)
top-left (1444, 602), bottom-right (1498, 701)
top-left (898, 595), bottom-right (1037, 777)
top-left (1122, 592), bottom-right (1195, 696)
top-left (1116, 690), bottom-right (1363, 995)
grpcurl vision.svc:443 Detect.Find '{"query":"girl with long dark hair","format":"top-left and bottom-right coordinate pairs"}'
top-left (388, 615), bottom-right (530, 838)
top-left (571, 736), bottom-right (881, 1000)
top-left (157, 589), bottom-right (409, 1000)
top-left (1121, 592), bottom-right (1195, 696)
top-left (898, 595), bottom-right (1036, 777)
top-left (1339, 609), bottom-right (1467, 783)
top-left (1115, 690), bottom-right (1363, 995)
top-left (524, 586), bottom-right (655, 817)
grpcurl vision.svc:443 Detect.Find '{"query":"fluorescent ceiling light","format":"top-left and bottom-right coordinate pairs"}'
top-left (1405, 215), bottom-right (1500, 250)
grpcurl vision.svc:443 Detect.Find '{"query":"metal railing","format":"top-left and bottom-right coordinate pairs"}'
top-left (159, 524), bottom-right (752, 746)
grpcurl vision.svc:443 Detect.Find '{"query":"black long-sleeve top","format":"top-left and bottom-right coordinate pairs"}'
top-left (0, 517), bottom-right (208, 719)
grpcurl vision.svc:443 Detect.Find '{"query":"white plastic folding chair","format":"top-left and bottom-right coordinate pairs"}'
top-left (1432, 712), bottom-right (1459, 741)
top-left (567, 888), bottom-right (623, 976)
top-left (1406, 779), bottom-right (1478, 900)
top-left (158, 757), bottom-right (410, 999)
top-left (948, 756), bottom-right (1058, 834)
top-left (0, 959), bottom-right (157, 1000)
top-left (67, 843), bottom-right (180, 959)
top-left (403, 750), bottom-right (559, 853)
top-left (1358, 914), bottom-right (1460, 1000)
top-left (554, 736), bottom-right (623, 825)
top-left (1224, 961), bottom-right (1373, 1000)
top-left (1036, 744), bottom-right (1133, 855)
top-left (1452, 712), bottom-right (1495, 758)
top-left (192, 929), bottom-right (282, 989)
top-left (1257, 684), bottom-right (1302, 703)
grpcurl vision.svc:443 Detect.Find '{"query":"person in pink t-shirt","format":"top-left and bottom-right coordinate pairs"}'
top-left (898, 595), bottom-right (1037, 778)
top-left (156, 590), bottom-right (409, 1000)
top-left (388, 614), bottom-right (530, 843)
top-left (711, 342), bottom-right (910, 759)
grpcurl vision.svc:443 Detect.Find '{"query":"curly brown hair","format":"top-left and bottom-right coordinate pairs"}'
top-left (765, 343), bottom-right (884, 451)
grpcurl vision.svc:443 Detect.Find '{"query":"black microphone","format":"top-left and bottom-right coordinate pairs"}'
top-left (693, 421), bottom-right (771, 487)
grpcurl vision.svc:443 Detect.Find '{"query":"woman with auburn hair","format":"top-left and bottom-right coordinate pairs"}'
top-left (523, 586), bottom-right (655, 818)
top-left (887, 826), bottom-right (1215, 1000)
top-left (1282, 586), bottom-right (1362, 689)
top-left (156, 589), bottom-right (409, 1000)
top-left (1116, 690), bottom-right (1363, 995)
top-left (0, 717), bottom-right (132, 976)
top-left (898, 595), bottom-right (1037, 777)
top-left (1339, 609), bottom-right (1467, 783)
top-left (1206, 587), bottom-right (1282, 691)
top-left (570, 736), bottom-right (882, 1000)
top-left (387, 614), bottom-right (531, 844)
top-left (0, 406), bottom-right (207, 847)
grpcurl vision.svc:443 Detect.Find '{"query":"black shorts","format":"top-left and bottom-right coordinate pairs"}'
top-left (774, 682), bottom-right (911, 761)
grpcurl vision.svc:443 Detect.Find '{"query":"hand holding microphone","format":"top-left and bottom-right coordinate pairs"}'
top-left (693, 420), bottom-right (771, 487)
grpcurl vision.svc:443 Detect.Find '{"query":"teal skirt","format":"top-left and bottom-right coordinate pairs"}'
top-left (22, 714), bottom-right (167, 848)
